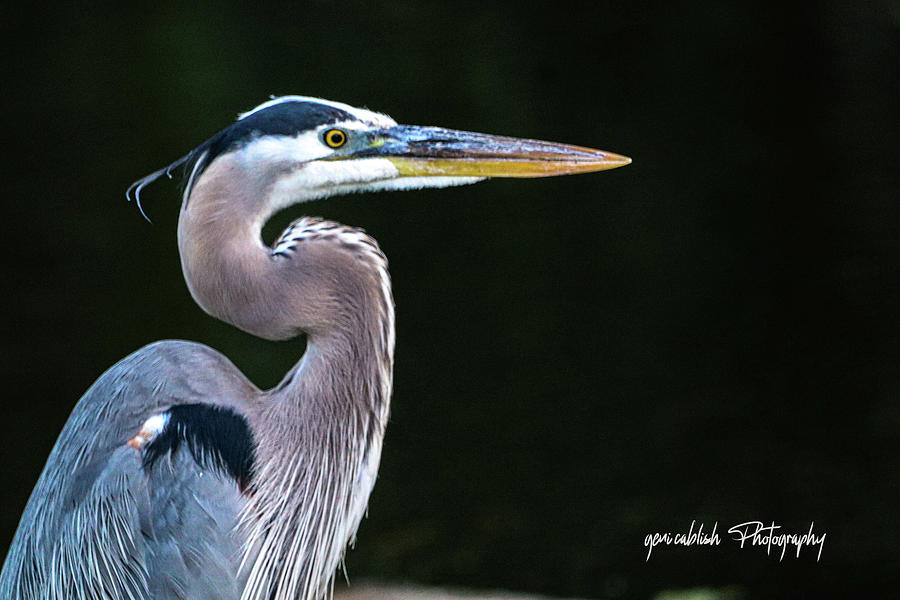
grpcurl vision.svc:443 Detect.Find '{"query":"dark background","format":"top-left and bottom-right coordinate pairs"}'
top-left (1, 2), bottom-right (896, 599)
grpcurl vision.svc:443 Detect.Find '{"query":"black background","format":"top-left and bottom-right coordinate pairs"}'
top-left (1, 2), bottom-right (897, 599)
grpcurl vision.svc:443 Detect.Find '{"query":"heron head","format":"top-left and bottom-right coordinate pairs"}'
top-left (129, 96), bottom-right (630, 220)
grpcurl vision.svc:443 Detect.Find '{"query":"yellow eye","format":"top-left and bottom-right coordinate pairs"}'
top-left (323, 128), bottom-right (348, 148)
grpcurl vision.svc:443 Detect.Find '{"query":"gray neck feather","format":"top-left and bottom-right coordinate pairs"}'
top-left (178, 155), bottom-right (395, 600)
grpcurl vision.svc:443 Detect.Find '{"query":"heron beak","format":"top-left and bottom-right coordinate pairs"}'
top-left (360, 125), bottom-right (631, 177)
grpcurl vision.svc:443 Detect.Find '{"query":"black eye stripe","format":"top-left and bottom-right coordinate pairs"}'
top-left (192, 102), bottom-right (357, 179)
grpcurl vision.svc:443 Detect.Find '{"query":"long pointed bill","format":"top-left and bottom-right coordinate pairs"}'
top-left (355, 125), bottom-right (631, 178)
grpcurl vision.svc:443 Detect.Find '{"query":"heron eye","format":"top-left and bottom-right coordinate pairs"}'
top-left (323, 128), bottom-right (348, 148)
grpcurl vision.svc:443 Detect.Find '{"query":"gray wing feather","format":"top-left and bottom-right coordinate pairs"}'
top-left (0, 341), bottom-right (259, 600)
top-left (145, 452), bottom-right (248, 600)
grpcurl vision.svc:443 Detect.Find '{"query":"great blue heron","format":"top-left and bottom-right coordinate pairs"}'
top-left (0, 96), bottom-right (630, 600)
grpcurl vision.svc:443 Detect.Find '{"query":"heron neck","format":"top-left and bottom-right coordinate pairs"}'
top-left (242, 278), bottom-right (393, 600)
top-left (273, 318), bottom-right (393, 421)
top-left (179, 202), bottom-right (394, 416)
top-left (177, 154), bottom-right (395, 600)
top-left (177, 156), bottom-right (395, 406)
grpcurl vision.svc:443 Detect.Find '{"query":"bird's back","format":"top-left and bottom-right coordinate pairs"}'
top-left (0, 340), bottom-right (259, 600)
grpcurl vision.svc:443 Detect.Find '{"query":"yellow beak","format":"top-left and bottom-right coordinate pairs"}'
top-left (353, 125), bottom-right (631, 178)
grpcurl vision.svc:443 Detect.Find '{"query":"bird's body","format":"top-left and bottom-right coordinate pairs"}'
top-left (1, 214), bottom-right (394, 600)
top-left (0, 96), bottom-right (629, 600)
top-left (3, 341), bottom-right (255, 599)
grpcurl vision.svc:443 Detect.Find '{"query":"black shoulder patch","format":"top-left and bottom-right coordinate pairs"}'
top-left (143, 404), bottom-right (256, 491)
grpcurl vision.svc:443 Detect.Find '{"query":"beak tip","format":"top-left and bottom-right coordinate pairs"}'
top-left (606, 153), bottom-right (632, 169)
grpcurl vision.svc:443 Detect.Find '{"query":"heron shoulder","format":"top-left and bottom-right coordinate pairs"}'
top-left (21, 340), bottom-right (258, 506)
